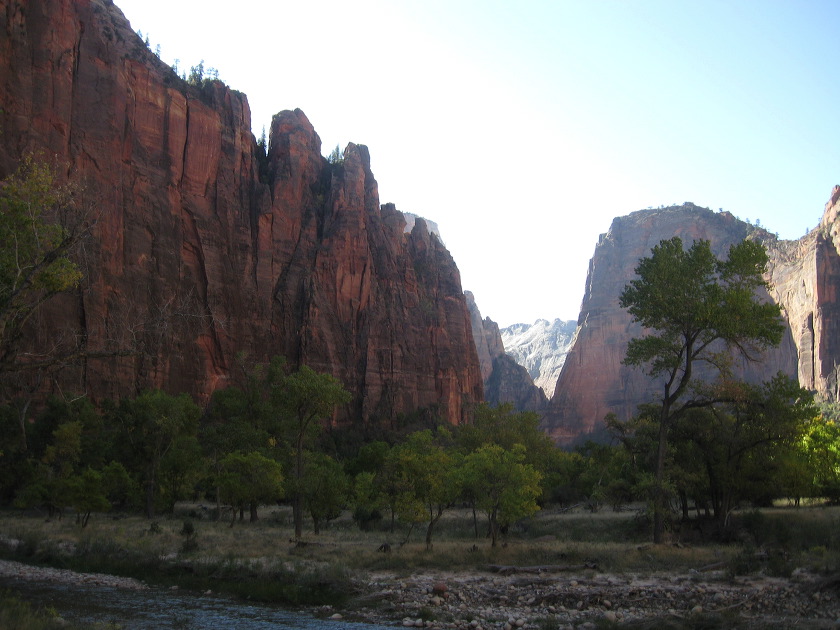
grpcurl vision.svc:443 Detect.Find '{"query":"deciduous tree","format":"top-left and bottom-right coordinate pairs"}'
top-left (457, 443), bottom-right (542, 547)
top-left (619, 237), bottom-right (784, 542)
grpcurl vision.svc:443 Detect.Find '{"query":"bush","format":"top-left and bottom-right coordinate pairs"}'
top-left (352, 506), bottom-right (382, 531)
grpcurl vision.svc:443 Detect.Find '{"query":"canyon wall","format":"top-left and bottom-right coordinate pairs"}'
top-left (465, 292), bottom-right (548, 413)
top-left (545, 204), bottom-right (799, 444)
top-left (0, 0), bottom-right (483, 424)
top-left (765, 189), bottom-right (840, 400)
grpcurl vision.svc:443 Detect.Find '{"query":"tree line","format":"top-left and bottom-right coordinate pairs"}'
top-left (2, 158), bottom-right (840, 546)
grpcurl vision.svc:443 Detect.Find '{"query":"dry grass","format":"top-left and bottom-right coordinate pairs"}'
top-left (1, 503), bottom-right (839, 602)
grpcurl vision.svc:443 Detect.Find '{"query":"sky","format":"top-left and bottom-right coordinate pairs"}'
top-left (116, 0), bottom-right (840, 327)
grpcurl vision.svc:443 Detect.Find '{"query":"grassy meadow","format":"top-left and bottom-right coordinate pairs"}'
top-left (1, 502), bottom-right (839, 610)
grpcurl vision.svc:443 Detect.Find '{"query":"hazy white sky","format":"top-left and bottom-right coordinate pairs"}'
top-left (116, 0), bottom-right (840, 327)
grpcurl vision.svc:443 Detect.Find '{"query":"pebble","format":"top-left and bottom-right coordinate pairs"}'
top-left (330, 613), bottom-right (343, 620)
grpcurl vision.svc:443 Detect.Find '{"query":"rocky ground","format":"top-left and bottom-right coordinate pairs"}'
top-left (337, 566), bottom-right (840, 629)
top-left (0, 558), bottom-right (146, 590)
top-left (2, 558), bottom-right (840, 628)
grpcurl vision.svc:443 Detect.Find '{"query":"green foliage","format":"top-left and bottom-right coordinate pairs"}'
top-left (0, 156), bottom-right (87, 376)
top-left (218, 451), bottom-right (284, 524)
top-left (799, 413), bottom-right (840, 502)
top-left (274, 364), bottom-right (351, 538)
top-left (457, 443), bottom-right (542, 546)
top-left (110, 390), bottom-right (201, 518)
top-left (385, 429), bottom-right (458, 548)
top-left (300, 451), bottom-right (347, 534)
top-left (668, 374), bottom-right (816, 525)
top-left (620, 238), bottom-right (783, 379)
top-left (618, 237), bottom-right (785, 542)
top-left (66, 468), bottom-right (110, 527)
top-left (0, 590), bottom-right (75, 630)
top-left (327, 144), bottom-right (344, 166)
top-left (455, 403), bottom-right (557, 500)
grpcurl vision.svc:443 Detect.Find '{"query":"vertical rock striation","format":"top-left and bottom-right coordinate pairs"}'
top-left (545, 204), bottom-right (799, 444)
top-left (764, 188), bottom-right (840, 401)
top-left (0, 0), bottom-right (483, 425)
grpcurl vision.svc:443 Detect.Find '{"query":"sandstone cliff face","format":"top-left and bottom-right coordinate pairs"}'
top-left (0, 0), bottom-right (483, 425)
top-left (764, 189), bottom-right (840, 401)
top-left (465, 292), bottom-right (547, 412)
top-left (545, 204), bottom-right (799, 444)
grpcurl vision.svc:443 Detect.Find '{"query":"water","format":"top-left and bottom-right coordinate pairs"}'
top-left (1, 575), bottom-right (397, 629)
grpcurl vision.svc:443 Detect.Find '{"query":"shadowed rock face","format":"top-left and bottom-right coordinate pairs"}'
top-left (0, 0), bottom-right (483, 425)
top-left (545, 204), bottom-right (799, 445)
top-left (465, 292), bottom-right (547, 413)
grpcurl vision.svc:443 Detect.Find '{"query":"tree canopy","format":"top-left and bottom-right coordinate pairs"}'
top-left (619, 237), bottom-right (786, 542)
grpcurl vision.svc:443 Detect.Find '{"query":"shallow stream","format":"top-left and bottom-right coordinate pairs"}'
top-left (1, 574), bottom-right (395, 629)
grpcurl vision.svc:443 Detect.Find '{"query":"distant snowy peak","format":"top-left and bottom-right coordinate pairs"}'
top-left (500, 319), bottom-right (577, 396)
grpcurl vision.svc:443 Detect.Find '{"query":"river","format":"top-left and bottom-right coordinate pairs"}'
top-left (1, 574), bottom-right (397, 629)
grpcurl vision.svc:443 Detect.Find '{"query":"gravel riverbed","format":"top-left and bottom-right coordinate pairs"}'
top-left (339, 567), bottom-right (840, 629)
top-left (2, 558), bottom-right (840, 628)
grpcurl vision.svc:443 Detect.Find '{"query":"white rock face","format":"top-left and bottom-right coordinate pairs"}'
top-left (500, 319), bottom-right (577, 397)
top-left (402, 212), bottom-right (442, 241)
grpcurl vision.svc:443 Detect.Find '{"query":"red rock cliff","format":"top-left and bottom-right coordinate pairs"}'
top-left (763, 188), bottom-right (840, 401)
top-left (545, 204), bottom-right (799, 444)
top-left (0, 0), bottom-right (483, 424)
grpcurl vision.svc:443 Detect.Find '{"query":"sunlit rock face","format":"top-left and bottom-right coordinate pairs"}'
top-left (465, 292), bottom-right (547, 413)
top-left (500, 319), bottom-right (577, 397)
top-left (545, 204), bottom-right (799, 445)
top-left (764, 186), bottom-right (840, 401)
top-left (0, 0), bottom-right (483, 426)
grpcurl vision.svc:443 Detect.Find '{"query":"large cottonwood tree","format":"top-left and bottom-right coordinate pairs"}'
top-left (619, 237), bottom-right (784, 543)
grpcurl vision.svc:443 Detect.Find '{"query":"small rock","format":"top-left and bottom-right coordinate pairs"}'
top-left (603, 599), bottom-right (611, 608)
top-left (430, 596), bottom-right (442, 606)
top-left (691, 605), bottom-right (703, 615)
top-left (603, 610), bottom-right (617, 622)
top-left (515, 619), bottom-right (526, 627)
top-left (330, 613), bottom-right (343, 620)
top-left (433, 582), bottom-right (448, 595)
top-left (402, 618), bottom-right (415, 627)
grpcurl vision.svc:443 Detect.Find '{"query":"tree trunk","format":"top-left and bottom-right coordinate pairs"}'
top-left (249, 502), bottom-right (259, 522)
top-left (214, 485), bottom-right (221, 522)
top-left (653, 408), bottom-right (669, 543)
top-left (293, 438), bottom-right (304, 539)
top-left (472, 503), bottom-right (479, 539)
top-left (145, 470), bottom-right (156, 519)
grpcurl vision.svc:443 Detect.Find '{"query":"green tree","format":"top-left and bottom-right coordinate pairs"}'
top-left (670, 374), bottom-right (814, 526)
top-left (15, 418), bottom-right (85, 518)
top-left (386, 429), bottom-right (458, 549)
top-left (158, 434), bottom-right (204, 513)
top-left (66, 467), bottom-right (110, 527)
top-left (111, 390), bottom-right (200, 518)
top-left (619, 237), bottom-right (784, 542)
top-left (201, 356), bottom-right (285, 518)
top-left (218, 450), bottom-right (284, 526)
top-left (301, 452), bottom-right (347, 534)
top-left (801, 413), bottom-right (840, 502)
top-left (457, 443), bottom-right (542, 547)
top-left (0, 158), bottom-right (91, 447)
top-left (274, 365), bottom-right (351, 539)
